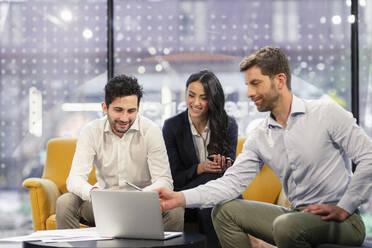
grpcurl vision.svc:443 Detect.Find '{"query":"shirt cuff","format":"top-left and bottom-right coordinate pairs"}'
top-left (337, 193), bottom-right (361, 214)
top-left (183, 188), bottom-right (202, 208)
top-left (82, 184), bottom-right (96, 201)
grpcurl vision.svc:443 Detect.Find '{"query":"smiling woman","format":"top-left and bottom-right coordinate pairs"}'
top-left (162, 70), bottom-right (238, 248)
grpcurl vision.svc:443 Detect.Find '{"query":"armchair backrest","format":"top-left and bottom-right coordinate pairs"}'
top-left (236, 137), bottom-right (283, 204)
top-left (42, 138), bottom-right (96, 194)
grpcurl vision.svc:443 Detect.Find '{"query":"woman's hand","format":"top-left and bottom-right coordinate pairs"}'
top-left (197, 154), bottom-right (233, 174)
top-left (197, 159), bottom-right (222, 174)
top-left (210, 154), bottom-right (233, 171)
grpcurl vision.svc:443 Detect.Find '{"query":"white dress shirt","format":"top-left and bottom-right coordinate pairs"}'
top-left (184, 95), bottom-right (372, 214)
top-left (67, 115), bottom-right (173, 201)
top-left (188, 113), bottom-right (210, 162)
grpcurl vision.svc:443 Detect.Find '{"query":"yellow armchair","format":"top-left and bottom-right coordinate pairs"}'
top-left (236, 137), bottom-right (287, 206)
top-left (22, 138), bottom-right (96, 231)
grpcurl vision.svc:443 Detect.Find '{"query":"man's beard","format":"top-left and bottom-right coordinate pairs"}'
top-left (256, 80), bottom-right (279, 112)
top-left (114, 120), bottom-right (132, 133)
top-left (108, 116), bottom-right (133, 135)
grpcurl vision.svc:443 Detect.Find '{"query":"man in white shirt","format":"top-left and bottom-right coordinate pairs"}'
top-left (56, 74), bottom-right (184, 231)
top-left (155, 47), bottom-right (372, 247)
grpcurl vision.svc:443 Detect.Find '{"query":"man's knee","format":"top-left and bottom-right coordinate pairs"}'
top-left (212, 200), bottom-right (242, 227)
top-left (57, 193), bottom-right (78, 213)
top-left (163, 207), bottom-right (184, 232)
top-left (56, 193), bottom-right (81, 226)
top-left (272, 213), bottom-right (304, 244)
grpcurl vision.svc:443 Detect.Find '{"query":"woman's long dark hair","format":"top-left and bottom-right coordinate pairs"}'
top-left (186, 70), bottom-right (231, 156)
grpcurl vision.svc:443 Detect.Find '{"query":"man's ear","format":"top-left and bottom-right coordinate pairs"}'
top-left (276, 73), bottom-right (287, 90)
top-left (102, 102), bottom-right (108, 115)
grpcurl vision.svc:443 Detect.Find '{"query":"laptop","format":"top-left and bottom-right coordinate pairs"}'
top-left (91, 190), bottom-right (183, 240)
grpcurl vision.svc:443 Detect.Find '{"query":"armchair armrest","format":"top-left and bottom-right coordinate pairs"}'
top-left (22, 178), bottom-right (61, 231)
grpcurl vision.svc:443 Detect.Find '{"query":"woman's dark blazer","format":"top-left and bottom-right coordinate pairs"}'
top-left (162, 110), bottom-right (238, 191)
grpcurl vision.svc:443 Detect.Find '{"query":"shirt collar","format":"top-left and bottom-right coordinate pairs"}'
top-left (267, 94), bottom-right (305, 129)
top-left (188, 112), bottom-right (210, 136)
top-left (103, 116), bottom-right (112, 133)
top-left (130, 114), bottom-right (140, 131)
top-left (290, 94), bottom-right (306, 116)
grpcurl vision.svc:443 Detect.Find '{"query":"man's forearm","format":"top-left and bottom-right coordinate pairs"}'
top-left (66, 176), bottom-right (95, 201)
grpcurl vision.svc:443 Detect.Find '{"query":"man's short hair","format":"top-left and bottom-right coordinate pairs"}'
top-left (104, 74), bottom-right (143, 107)
top-left (239, 46), bottom-right (291, 90)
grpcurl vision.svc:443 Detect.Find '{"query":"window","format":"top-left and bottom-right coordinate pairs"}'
top-left (114, 0), bottom-right (351, 135)
top-left (0, 0), bottom-right (107, 235)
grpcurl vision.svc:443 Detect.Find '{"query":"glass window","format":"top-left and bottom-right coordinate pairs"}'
top-left (0, 0), bottom-right (107, 235)
top-left (359, 0), bottom-right (372, 137)
top-left (114, 0), bottom-right (352, 136)
top-left (358, 0), bottom-right (372, 238)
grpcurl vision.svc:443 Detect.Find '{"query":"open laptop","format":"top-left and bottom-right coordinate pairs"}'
top-left (91, 190), bottom-right (183, 240)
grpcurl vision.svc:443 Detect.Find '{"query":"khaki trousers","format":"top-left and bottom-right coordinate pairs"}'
top-left (56, 192), bottom-right (184, 231)
top-left (212, 199), bottom-right (365, 248)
